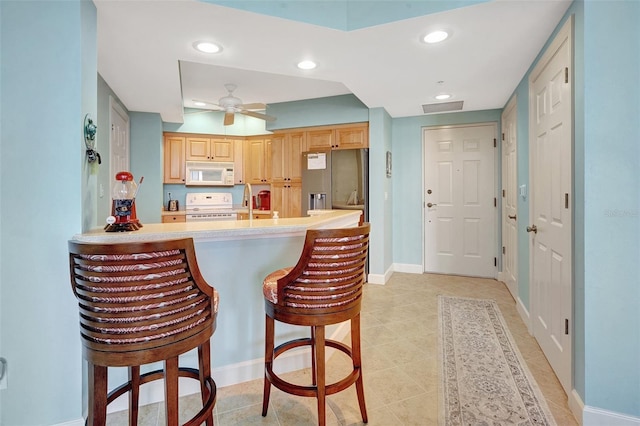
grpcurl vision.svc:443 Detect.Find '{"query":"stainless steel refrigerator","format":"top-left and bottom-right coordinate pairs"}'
top-left (301, 149), bottom-right (368, 221)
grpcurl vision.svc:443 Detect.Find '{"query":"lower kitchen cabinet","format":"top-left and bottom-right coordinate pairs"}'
top-left (271, 181), bottom-right (301, 218)
top-left (162, 214), bottom-right (186, 223)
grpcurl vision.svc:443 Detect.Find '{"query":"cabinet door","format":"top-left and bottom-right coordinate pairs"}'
top-left (335, 126), bottom-right (368, 149)
top-left (186, 137), bottom-right (211, 160)
top-left (211, 138), bottom-right (234, 161)
top-left (264, 138), bottom-right (272, 183)
top-left (287, 132), bottom-right (304, 181)
top-left (288, 181), bottom-right (302, 217)
top-left (306, 129), bottom-right (333, 150)
top-left (271, 182), bottom-right (285, 217)
top-left (163, 136), bottom-right (186, 183)
top-left (270, 134), bottom-right (286, 182)
top-left (233, 139), bottom-right (244, 184)
top-left (246, 138), bottom-right (270, 184)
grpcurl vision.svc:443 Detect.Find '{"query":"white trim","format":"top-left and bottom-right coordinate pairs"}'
top-left (367, 264), bottom-right (394, 284)
top-left (393, 263), bottom-right (423, 274)
top-left (52, 420), bottom-right (84, 426)
top-left (583, 406), bottom-right (640, 426)
top-left (516, 296), bottom-right (532, 333)
top-left (570, 389), bottom-right (584, 425)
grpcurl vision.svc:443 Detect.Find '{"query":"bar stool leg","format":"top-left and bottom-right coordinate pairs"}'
top-left (88, 363), bottom-right (108, 426)
top-left (315, 325), bottom-right (326, 426)
top-left (128, 366), bottom-right (140, 426)
top-left (262, 315), bottom-right (275, 416)
top-left (310, 327), bottom-right (317, 386)
top-left (351, 314), bottom-right (368, 422)
top-left (198, 342), bottom-right (214, 426)
top-left (164, 357), bottom-right (179, 426)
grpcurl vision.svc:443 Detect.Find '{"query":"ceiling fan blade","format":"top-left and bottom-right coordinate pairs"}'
top-left (240, 110), bottom-right (277, 122)
top-left (224, 112), bottom-right (235, 126)
top-left (192, 99), bottom-right (221, 107)
top-left (239, 102), bottom-right (267, 110)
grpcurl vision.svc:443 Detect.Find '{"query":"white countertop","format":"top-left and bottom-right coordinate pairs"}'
top-left (72, 210), bottom-right (362, 243)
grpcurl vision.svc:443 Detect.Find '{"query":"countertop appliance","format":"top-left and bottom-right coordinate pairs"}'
top-left (185, 192), bottom-right (237, 221)
top-left (301, 149), bottom-right (368, 220)
top-left (185, 161), bottom-right (234, 186)
top-left (257, 190), bottom-right (271, 210)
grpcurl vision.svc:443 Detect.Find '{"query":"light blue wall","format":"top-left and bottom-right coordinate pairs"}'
top-left (390, 110), bottom-right (502, 267)
top-left (265, 94), bottom-right (369, 130)
top-left (0, 1), bottom-right (95, 424)
top-left (583, 0), bottom-right (639, 416)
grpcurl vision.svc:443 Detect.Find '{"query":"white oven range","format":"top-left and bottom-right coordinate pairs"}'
top-left (185, 192), bottom-right (237, 222)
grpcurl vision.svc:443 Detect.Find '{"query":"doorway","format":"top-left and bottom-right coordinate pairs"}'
top-left (528, 17), bottom-right (573, 396)
top-left (423, 123), bottom-right (497, 278)
top-left (109, 96), bottom-right (130, 196)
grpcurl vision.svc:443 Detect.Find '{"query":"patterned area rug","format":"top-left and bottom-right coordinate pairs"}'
top-left (438, 296), bottom-right (557, 426)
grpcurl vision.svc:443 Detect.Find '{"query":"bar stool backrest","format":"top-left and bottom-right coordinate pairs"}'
top-left (276, 224), bottom-right (370, 318)
top-left (68, 238), bottom-right (218, 367)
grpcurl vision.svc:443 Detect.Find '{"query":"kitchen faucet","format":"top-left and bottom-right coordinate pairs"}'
top-left (243, 182), bottom-right (253, 219)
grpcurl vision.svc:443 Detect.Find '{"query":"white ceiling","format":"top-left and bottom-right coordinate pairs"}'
top-left (95, 0), bottom-right (571, 124)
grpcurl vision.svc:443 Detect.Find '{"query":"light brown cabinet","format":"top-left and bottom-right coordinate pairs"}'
top-left (163, 135), bottom-right (186, 184)
top-left (161, 214), bottom-right (186, 223)
top-left (186, 137), bottom-right (234, 162)
top-left (233, 139), bottom-right (244, 184)
top-left (271, 181), bottom-right (301, 218)
top-left (271, 131), bottom-right (304, 183)
top-left (245, 137), bottom-right (272, 184)
top-left (304, 124), bottom-right (368, 151)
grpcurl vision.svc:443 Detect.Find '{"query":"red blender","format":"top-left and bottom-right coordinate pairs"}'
top-left (104, 171), bottom-right (143, 232)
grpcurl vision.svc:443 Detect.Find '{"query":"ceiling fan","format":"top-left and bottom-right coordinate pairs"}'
top-left (189, 83), bottom-right (276, 126)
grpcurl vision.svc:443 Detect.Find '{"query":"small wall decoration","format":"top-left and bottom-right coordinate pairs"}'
top-left (386, 151), bottom-right (392, 177)
top-left (84, 113), bottom-right (101, 164)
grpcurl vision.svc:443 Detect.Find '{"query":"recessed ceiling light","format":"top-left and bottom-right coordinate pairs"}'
top-left (193, 41), bottom-right (222, 54)
top-left (423, 30), bottom-right (449, 44)
top-left (297, 60), bottom-right (317, 70)
top-left (193, 101), bottom-right (206, 107)
top-left (435, 93), bottom-right (452, 100)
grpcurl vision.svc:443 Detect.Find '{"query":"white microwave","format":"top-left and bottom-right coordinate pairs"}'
top-left (185, 161), bottom-right (235, 186)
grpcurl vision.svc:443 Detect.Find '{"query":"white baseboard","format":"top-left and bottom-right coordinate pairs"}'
top-left (367, 264), bottom-right (394, 285)
top-left (516, 295), bottom-right (532, 333)
top-left (393, 263), bottom-right (423, 274)
top-left (53, 420), bottom-right (84, 426)
top-left (584, 406), bottom-right (640, 425)
top-left (569, 389), bottom-right (584, 425)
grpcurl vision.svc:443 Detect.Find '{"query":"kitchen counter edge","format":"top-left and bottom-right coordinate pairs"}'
top-left (72, 210), bottom-right (362, 244)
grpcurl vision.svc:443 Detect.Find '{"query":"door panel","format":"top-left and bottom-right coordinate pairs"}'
top-left (529, 18), bottom-right (572, 395)
top-left (501, 97), bottom-right (518, 298)
top-left (424, 123), bottom-right (497, 278)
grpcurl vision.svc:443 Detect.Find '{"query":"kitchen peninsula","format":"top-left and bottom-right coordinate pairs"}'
top-left (71, 209), bottom-right (363, 409)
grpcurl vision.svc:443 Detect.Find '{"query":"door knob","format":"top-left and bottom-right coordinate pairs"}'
top-left (427, 203), bottom-right (437, 208)
top-left (526, 224), bottom-right (537, 234)
top-left (508, 214), bottom-right (517, 220)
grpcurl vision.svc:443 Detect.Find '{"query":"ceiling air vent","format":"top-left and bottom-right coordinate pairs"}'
top-left (422, 100), bottom-right (464, 114)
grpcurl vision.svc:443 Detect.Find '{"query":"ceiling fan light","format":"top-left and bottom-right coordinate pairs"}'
top-left (193, 41), bottom-right (222, 54)
top-left (435, 93), bottom-right (452, 100)
top-left (423, 30), bottom-right (449, 44)
top-left (297, 60), bottom-right (317, 70)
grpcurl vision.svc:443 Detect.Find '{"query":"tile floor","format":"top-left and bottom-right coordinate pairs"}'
top-left (106, 273), bottom-right (579, 426)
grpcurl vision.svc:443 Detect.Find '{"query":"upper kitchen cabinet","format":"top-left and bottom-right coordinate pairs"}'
top-left (245, 136), bottom-right (272, 184)
top-left (233, 139), bottom-right (244, 185)
top-left (303, 123), bottom-right (369, 151)
top-left (163, 134), bottom-right (186, 184)
top-left (272, 131), bottom-right (304, 183)
top-left (186, 136), bottom-right (234, 162)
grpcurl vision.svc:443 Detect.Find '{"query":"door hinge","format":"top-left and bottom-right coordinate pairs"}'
top-left (502, 246), bottom-right (505, 255)
top-left (494, 257), bottom-right (497, 267)
top-left (502, 189), bottom-right (505, 198)
top-left (565, 193), bottom-right (569, 209)
top-left (494, 197), bottom-right (497, 207)
top-left (494, 138), bottom-right (497, 147)
top-left (502, 133), bottom-right (505, 141)
top-left (565, 67), bottom-right (569, 83)
top-left (565, 319), bottom-right (569, 335)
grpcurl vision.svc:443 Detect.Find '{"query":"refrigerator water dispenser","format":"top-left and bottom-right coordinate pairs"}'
top-left (308, 193), bottom-right (327, 210)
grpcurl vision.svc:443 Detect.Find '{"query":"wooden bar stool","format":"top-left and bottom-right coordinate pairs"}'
top-left (261, 224), bottom-right (370, 426)
top-left (68, 238), bottom-right (218, 426)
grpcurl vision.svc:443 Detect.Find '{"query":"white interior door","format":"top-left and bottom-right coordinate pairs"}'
top-left (424, 123), bottom-right (497, 278)
top-left (501, 97), bottom-right (518, 299)
top-left (529, 18), bottom-right (573, 396)
top-left (110, 96), bottom-right (130, 195)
